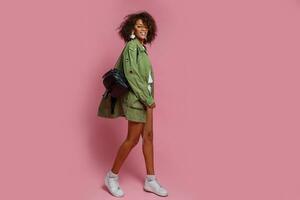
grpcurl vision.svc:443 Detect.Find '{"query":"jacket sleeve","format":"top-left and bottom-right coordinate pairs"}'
top-left (122, 44), bottom-right (154, 107)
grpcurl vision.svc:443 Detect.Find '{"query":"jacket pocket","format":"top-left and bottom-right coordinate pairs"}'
top-left (126, 91), bottom-right (146, 110)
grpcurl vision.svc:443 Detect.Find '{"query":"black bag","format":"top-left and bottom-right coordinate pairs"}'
top-left (102, 68), bottom-right (131, 97)
top-left (101, 68), bottom-right (131, 114)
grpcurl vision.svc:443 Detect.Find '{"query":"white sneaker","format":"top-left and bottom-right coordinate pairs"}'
top-left (144, 177), bottom-right (168, 197)
top-left (104, 171), bottom-right (124, 197)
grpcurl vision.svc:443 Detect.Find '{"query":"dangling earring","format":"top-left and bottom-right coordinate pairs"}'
top-left (130, 32), bottom-right (135, 39)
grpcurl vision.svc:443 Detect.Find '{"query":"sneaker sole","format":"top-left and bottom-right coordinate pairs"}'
top-left (143, 186), bottom-right (168, 197)
top-left (104, 174), bottom-right (124, 198)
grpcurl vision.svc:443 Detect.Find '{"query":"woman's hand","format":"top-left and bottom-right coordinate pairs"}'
top-left (148, 102), bottom-right (156, 109)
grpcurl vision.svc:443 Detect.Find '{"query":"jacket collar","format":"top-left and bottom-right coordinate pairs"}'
top-left (133, 38), bottom-right (148, 54)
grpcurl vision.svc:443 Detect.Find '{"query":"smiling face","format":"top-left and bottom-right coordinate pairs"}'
top-left (133, 19), bottom-right (148, 42)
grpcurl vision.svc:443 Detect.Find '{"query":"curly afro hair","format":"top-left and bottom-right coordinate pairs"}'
top-left (117, 11), bottom-right (157, 45)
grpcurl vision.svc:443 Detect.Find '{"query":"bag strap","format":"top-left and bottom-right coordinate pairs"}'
top-left (110, 96), bottom-right (117, 114)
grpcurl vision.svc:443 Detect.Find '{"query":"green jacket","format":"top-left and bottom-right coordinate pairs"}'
top-left (97, 38), bottom-right (155, 121)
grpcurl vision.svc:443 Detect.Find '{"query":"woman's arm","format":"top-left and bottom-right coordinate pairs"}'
top-left (122, 43), bottom-right (155, 107)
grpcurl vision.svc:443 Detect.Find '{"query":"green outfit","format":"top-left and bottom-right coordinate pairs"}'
top-left (97, 38), bottom-right (155, 123)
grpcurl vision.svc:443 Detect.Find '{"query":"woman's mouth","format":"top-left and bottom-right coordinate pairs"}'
top-left (140, 32), bottom-right (146, 37)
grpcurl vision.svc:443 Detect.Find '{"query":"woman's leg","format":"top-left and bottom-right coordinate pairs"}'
top-left (141, 108), bottom-right (155, 175)
top-left (141, 108), bottom-right (169, 196)
top-left (110, 120), bottom-right (144, 174)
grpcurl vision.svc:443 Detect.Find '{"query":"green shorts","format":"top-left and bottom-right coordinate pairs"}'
top-left (121, 103), bottom-right (146, 123)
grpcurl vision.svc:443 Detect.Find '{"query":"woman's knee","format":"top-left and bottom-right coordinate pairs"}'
top-left (124, 137), bottom-right (140, 147)
top-left (142, 130), bottom-right (153, 142)
top-left (126, 120), bottom-right (143, 147)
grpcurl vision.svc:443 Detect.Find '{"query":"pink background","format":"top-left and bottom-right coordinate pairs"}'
top-left (1, 0), bottom-right (300, 199)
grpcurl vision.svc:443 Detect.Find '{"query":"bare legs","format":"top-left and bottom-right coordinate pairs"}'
top-left (110, 108), bottom-right (155, 175)
top-left (141, 108), bottom-right (154, 175)
top-left (110, 120), bottom-right (143, 174)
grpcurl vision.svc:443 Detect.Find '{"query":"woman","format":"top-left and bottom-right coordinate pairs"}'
top-left (97, 11), bottom-right (168, 197)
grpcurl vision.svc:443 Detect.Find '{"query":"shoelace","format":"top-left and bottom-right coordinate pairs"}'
top-left (108, 176), bottom-right (121, 190)
top-left (149, 178), bottom-right (162, 189)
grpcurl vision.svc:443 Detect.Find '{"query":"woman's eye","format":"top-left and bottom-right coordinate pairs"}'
top-left (137, 25), bottom-right (147, 29)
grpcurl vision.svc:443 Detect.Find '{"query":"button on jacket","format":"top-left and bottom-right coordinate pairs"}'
top-left (97, 38), bottom-right (155, 123)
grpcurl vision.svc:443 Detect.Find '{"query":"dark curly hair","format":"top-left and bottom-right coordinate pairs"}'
top-left (117, 11), bottom-right (157, 45)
